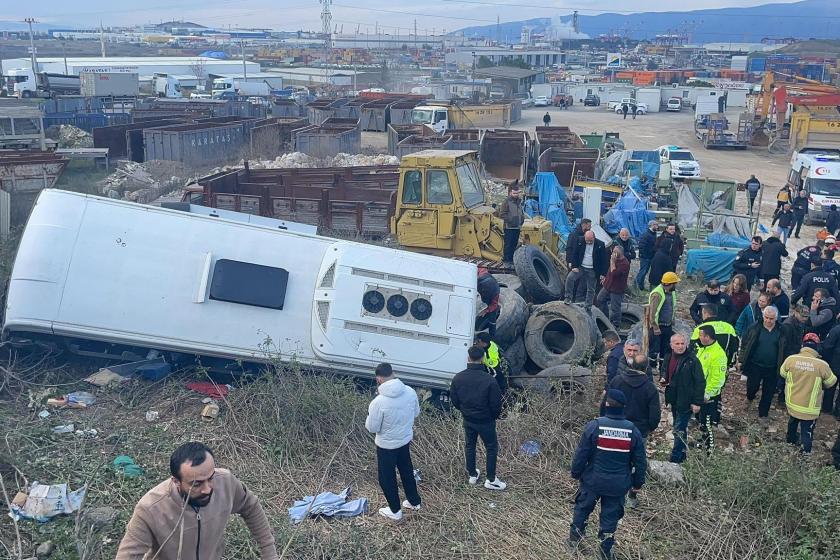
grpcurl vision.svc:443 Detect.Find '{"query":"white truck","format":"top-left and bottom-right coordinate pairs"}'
top-left (211, 76), bottom-right (283, 97)
top-left (153, 74), bottom-right (183, 98)
top-left (1, 190), bottom-right (476, 389)
top-left (787, 147), bottom-right (840, 224)
top-left (6, 68), bottom-right (81, 98)
top-left (607, 97), bottom-right (647, 114)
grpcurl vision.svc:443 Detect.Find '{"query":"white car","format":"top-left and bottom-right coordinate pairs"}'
top-left (658, 145), bottom-right (701, 178)
top-left (533, 95), bottom-right (550, 107)
top-left (666, 97), bottom-right (682, 111)
top-left (614, 102), bottom-right (647, 115)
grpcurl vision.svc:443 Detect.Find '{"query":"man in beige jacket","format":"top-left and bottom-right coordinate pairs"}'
top-left (116, 442), bottom-right (278, 560)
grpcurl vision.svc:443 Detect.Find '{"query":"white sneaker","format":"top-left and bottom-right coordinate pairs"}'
top-left (402, 500), bottom-right (420, 511)
top-left (484, 478), bottom-right (507, 491)
top-left (468, 469), bottom-right (481, 485)
top-left (378, 507), bottom-right (403, 521)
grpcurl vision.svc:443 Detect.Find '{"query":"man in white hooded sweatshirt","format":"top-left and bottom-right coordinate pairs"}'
top-left (365, 362), bottom-right (422, 521)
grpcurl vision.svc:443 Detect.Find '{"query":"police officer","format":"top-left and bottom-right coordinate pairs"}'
top-left (569, 389), bottom-right (646, 560)
top-left (791, 243), bottom-right (823, 291)
top-left (791, 258), bottom-right (840, 309)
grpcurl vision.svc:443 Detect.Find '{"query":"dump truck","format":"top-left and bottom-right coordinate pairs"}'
top-left (410, 103), bottom-right (513, 133)
top-left (1, 189), bottom-right (477, 389)
top-left (183, 150), bottom-right (565, 273)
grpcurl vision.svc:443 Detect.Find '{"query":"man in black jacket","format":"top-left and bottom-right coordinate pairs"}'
top-left (791, 243), bottom-right (823, 291)
top-left (732, 236), bottom-right (763, 288)
top-left (565, 219), bottom-right (592, 297)
top-left (450, 346), bottom-right (506, 491)
top-left (565, 230), bottom-right (609, 311)
top-left (791, 259), bottom-right (840, 308)
top-left (648, 238), bottom-right (675, 289)
top-left (776, 203), bottom-right (795, 243)
top-left (791, 188), bottom-right (809, 239)
top-left (827, 204), bottom-right (840, 237)
top-left (615, 228), bottom-right (636, 263)
top-left (759, 234), bottom-right (788, 285)
top-left (689, 279), bottom-right (733, 325)
top-left (635, 220), bottom-right (659, 291)
top-left (659, 332), bottom-right (705, 464)
top-left (766, 279), bottom-right (790, 320)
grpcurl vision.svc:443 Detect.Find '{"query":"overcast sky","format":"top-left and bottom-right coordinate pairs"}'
top-left (1, 1), bottom-right (804, 34)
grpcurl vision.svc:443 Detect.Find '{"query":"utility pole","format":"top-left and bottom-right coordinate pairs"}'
top-left (414, 19), bottom-right (418, 59)
top-left (320, 0), bottom-right (332, 87)
top-left (472, 50), bottom-right (476, 102)
top-left (25, 17), bottom-right (38, 73)
top-left (99, 21), bottom-right (106, 57)
top-left (62, 41), bottom-right (68, 74)
top-left (496, 15), bottom-right (500, 45)
top-left (240, 39), bottom-right (247, 80)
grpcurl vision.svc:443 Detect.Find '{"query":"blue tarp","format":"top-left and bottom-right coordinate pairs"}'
top-left (199, 51), bottom-right (227, 59)
top-left (525, 172), bottom-right (574, 239)
top-left (686, 248), bottom-right (738, 283)
top-left (629, 150), bottom-right (660, 191)
top-left (706, 232), bottom-right (751, 249)
top-left (602, 192), bottom-right (655, 237)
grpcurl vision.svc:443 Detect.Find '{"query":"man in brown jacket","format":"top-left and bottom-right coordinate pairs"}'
top-left (496, 185), bottom-right (525, 264)
top-left (116, 442), bottom-right (278, 560)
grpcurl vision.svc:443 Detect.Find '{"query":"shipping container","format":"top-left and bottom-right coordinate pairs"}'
top-left (394, 134), bottom-right (452, 158)
top-left (387, 124), bottom-right (429, 155)
top-left (0, 150), bottom-right (69, 238)
top-left (143, 121), bottom-right (250, 166)
top-left (93, 118), bottom-right (188, 159)
top-left (43, 112), bottom-right (130, 132)
top-left (388, 99), bottom-right (421, 126)
top-left (446, 128), bottom-right (482, 151)
top-left (295, 121), bottom-right (361, 158)
top-left (80, 73), bottom-right (140, 97)
top-left (360, 99), bottom-right (393, 132)
top-left (480, 129), bottom-right (530, 184)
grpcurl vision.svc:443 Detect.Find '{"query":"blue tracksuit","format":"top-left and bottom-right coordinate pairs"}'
top-left (569, 409), bottom-right (647, 555)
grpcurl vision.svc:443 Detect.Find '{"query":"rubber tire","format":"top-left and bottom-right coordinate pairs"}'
top-left (627, 318), bottom-right (693, 345)
top-left (495, 273), bottom-right (525, 299)
top-left (524, 301), bottom-right (597, 370)
top-left (587, 307), bottom-right (619, 358)
top-left (618, 303), bottom-right (645, 337)
top-left (514, 245), bottom-right (564, 304)
top-left (503, 336), bottom-right (526, 376)
top-left (495, 287), bottom-right (528, 349)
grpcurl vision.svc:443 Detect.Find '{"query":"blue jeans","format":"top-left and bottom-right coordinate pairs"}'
top-left (786, 417), bottom-right (816, 454)
top-left (636, 258), bottom-right (651, 290)
top-left (670, 410), bottom-right (693, 463)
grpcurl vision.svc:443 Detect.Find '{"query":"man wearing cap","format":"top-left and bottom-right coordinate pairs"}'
top-left (569, 389), bottom-right (647, 560)
top-left (689, 280), bottom-right (733, 326)
top-left (781, 333), bottom-right (837, 454)
top-left (635, 220), bottom-right (659, 291)
top-left (647, 272), bottom-right (680, 370)
top-left (695, 325), bottom-right (727, 454)
top-left (496, 186), bottom-right (525, 265)
top-left (791, 242), bottom-right (824, 291)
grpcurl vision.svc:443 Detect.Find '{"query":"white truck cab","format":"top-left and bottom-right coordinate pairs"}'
top-left (788, 147), bottom-right (840, 223)
top-left (412, 105), bottom-right (450, 133)
top-left (153, 74), bottom-right (183, 98)
top-left (658, 145), bottom-right (701, 179)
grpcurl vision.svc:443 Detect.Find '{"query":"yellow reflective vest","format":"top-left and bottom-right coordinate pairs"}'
top-left (780, 347), bottom-right (837, 420)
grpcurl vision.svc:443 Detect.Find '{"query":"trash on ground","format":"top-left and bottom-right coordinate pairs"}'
top-left (113, 455), bottom-right (144, 478)
top-left (47, 391), bottom-right (96, 408)
top-left (520, 440), bottom-right (542, 456)
top-left (186, 381), bottom-right (230, 399)
top-left (288, 487), bottom-right (368, 523)
top-left (75, 428), bottom-right (98, 438)
top-left (51, 424), bottom-right (75, 434)
top-left (201, 403), bottom-right (220, 420)
top-left (87, 357), bottom-right (170, 386)
top-left (9, 482), bottom-right (87, 522)
top-left (84, 370), bottom-right (127, 387)
top-left (145, 410), bottom-right (160, 422)
top-left (38, 410), bottom-right (50, 419)
top-left (648, 460), bottom-right (685, 485)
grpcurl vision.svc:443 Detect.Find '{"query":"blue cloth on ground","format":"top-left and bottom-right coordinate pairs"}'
top-left (525, 172), bottom-right (573, 239)
top-left (686, 248), bottom-right (737, 283)
top-left (288, 487), bottom-right (368, 523)
top-left (602, 192), bottom-right (655, 237)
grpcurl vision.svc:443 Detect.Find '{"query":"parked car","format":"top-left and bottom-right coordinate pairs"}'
top-left (666, 97), bottom-right (682, 112)
top-left (614, 102), bottom-right (647, 115)
top-left (534, 95), bottom-right (550, 107)
top-left (514, 93), bottom-right (534, 108)
top-left (658, 145), bottom-right (701, 178)
top-left (583, 94), bottom-right (600, 106)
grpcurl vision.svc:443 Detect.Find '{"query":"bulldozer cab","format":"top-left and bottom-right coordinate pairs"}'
top-left (392, 150), bottom-right (505, 259)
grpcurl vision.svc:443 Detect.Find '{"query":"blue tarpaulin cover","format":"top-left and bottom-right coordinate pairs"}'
top-left (199, 51), bottom-right (227, 59)
top-left (706, 232), bottom-right (751, 249)
top-left (525, 172), bottom-right (574, 239)
top-left (602, 192), bottom-right (656, 237)
top-left (686, 248), bottom-right (738, 282)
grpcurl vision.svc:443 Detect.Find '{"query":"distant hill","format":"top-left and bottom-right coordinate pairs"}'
top-left (456, 0), bottom-right (840, 43)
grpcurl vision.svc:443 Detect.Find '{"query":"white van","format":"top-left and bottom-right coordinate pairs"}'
top-left (788, 147), bottom-right (840, 224)
top-left (2, 190), bottom-right (477, 389)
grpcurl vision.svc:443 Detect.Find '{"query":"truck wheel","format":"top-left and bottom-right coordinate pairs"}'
top-left (524, 302), bottom-right (597, 370)
top-left (619, 303), bottom-right (645, 337)
top-left (21, 90), bottom-right (32, 99)
top-left (495, 288), bottom-right (528, 349)
top-left (537, 364), bottom-right (592, 387)
top-left (495, 273), bottom-right (525, 299)
top-left (514, 245), bottom-right (563, 304)
top-left (503, 336), bottom-right (526, 376)
top-left (587, 307), bottom-right (619, 358)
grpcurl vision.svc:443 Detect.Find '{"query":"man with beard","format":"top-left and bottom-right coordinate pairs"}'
top-left (116, 442), bottom-right (278, 560)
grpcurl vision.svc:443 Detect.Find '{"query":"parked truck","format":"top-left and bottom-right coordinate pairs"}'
top-left (153, 74), bottom-right (183, 98)
top-left (7, 68), bottom-right (81, 98)
top-left (211, 76), bottom-right (284, 97)
top-left (1, 189), bottom-right (477, 389)
top-left (410, 103), bottom-right (512, 133)
top-left (80, 72), bottom-right (140, 97)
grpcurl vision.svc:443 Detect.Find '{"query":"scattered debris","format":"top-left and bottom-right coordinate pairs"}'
top-left (82, 506), bottom-right (118, 529)
top-left (51, 424), bottom-right (75, 434)
top-left (37, 410), bottom-right (50, 419)
top-left (144, 410), bottom-right (160, 422)
top-left (36, 540), bottom-right (54, 558)
top-left (201, 402), bottom-right (220, 420)
top-left (113, 456), bottom-right (144, 478)
top-left (241, 152), bottom-right (399, 171)
top-left (97, 161), bottom-right (189, 204)
top-left (85, 369), bottom-right (127, 387)
top-left (47, 391), bottom-right (96, 408)
top-left (9, 482), bottom-right (87, 522)
top-left (288, 487), bottom-right (368, 523)
top-left (519, 440), bottom-right (542, 457)
top-left (648, 460), bottom-right (685, 485)
top-left (74, 428), bottom-right (98, 438)
top-left (186, 381), bottom-right (230, 399)
top-left (46, 125), bottom-right (93, 148)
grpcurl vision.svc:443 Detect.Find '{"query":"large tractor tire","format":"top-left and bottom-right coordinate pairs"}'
top-left (513, 245), bottom-right (564, 304)
top-left (495, 287), bottom-right (529, 349)
top-left (495, 273), bottom-right (525, 299)
top-left (503, 336), bottom-right (526, 377)
top-left (524, 302), bottom-right (598, 370)
top-left (618, 302), bottom-right (646, 337)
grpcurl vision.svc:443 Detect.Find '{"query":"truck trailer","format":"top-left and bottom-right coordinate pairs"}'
top-left (7, 69), bottom-right (81, 98)
top-left (1, 189), bottom-right (477, 389)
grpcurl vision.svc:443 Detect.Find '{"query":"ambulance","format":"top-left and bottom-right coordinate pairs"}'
top-left (787, 147), bottom-right (840, 224)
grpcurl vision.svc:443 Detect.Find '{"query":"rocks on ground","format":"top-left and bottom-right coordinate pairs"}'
top-left (648, 460), bottom-right (685, 485)
top-left (45, 125), bottom-right (93, 148)
top-left (97, 161), bottom-right (190, 204)
top-left (246, 152), bottom-right (400, 170)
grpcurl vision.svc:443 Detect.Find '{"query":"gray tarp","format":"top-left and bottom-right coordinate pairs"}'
top-left (676, 184), bottom-right (750, 236)
top-left (288, 487), bottom-right (368, 523)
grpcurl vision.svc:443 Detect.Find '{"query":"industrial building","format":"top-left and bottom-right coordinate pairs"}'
top-left (0, 57), bottom-right (261, 79)
top-left (445, 47), bottom-right (566, 69)
top-left (474, 66), bottom-right (545, 96)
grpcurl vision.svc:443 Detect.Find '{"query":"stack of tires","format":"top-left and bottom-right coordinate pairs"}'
top-left (488, 245), bottom-right (646, 392)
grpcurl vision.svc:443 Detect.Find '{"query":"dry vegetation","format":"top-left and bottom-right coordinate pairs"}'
top-left (0, 353), bottom-right (838, 560)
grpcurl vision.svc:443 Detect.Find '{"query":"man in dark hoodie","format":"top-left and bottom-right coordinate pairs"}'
top-left (689, 279), bottom-right (733, 325)
top-left (791, 242), bottom-right (823, 291)
top-left (759, 233), bottom-right (788, 286)
top-left (636, 220), bottom-right (659, 291)
top-left (450, 346), bottom-right (506, 491)
top-left (791, 259), bottom-right (840, 308)
top-left (826, 204), bottom-right (840, 237)
top-left (732, 236), bottom-right (763, 288)
top-left (806, 288), bottom-right (837, 339)
top-left (657, 223), bottom-right (684, 269)
top-left (648, 238), bottom-right (675, 289)
top-left (603, 355), bottom-right (659, 509)
top-left (659, 332), bottom-right (705, 464)
top-left (791, 188), bottom-right (809, 239)
top-left (569, 389), bottom-right (646, 560)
